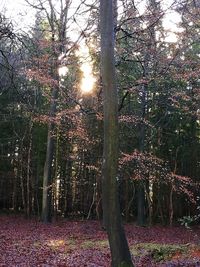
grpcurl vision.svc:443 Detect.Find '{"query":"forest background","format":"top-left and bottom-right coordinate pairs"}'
top-left (0, 0), bottom-right (199, 228)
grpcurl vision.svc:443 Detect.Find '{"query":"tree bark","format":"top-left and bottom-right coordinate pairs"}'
top-left (137, 76), bottom-right (147, 226)
top-left (41, 0), bottom-right (70, 223)
top-left (26, 120), bottom-right (33, 218)
top-left (41, 109), bottom-right (57, 223)
top-left (100, 0), bottom-right (133, 266)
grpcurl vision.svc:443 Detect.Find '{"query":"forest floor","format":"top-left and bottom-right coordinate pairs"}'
top-left (0, 215), bottom-right (200, 266)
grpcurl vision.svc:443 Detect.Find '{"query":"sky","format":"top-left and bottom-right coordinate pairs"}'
top-left (2, 0), bottom-right (182, 39)
top-left (1, 0), bottom-right (89, 34)
top-left (1, 0), bottom-right (182, 94)
top-left (1, 0), bottom-right (34, 31)
top-left (1, 0), bottom-right (96, 94)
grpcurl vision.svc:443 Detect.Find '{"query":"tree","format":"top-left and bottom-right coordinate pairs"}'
top-left (25, 0), bottom-right (72, 223)
top-left (100, 0), bottom-right (133, 266)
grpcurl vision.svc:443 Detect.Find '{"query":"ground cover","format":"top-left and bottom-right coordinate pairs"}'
top-left (0, 215), bottom-right (200, 266)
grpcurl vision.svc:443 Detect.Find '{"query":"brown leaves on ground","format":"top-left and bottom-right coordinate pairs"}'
top-left (0, 215), bottom-right (200, 266)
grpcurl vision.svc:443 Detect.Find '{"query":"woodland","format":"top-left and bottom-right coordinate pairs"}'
top-left (0, 0), bottom-right (200, 266)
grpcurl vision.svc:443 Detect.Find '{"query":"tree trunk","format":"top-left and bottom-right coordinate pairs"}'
top-left (100, 0), bottom-right (133, 266)
top-left (19, 140), bottom-right (26, 212)
top-left (169, 184), bottom-right (173, 226)
top-left (26, 120), bottom-right (33, 218)
top-left (40, 0), bottom-right (70, 223)
top-left (137, 182), bottom-right (146, 226)
top-left (137, 50), bottom-right (149, 226)
top-left (64, 158), bottom-right (73, 217)
top-left (42, 125), bottom-right (54, 222)
top-left (41, 87), bottom-right (58, 223)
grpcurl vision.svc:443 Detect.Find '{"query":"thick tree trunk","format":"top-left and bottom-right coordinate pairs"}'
top-left (100, 0), bottom-right (133, 266)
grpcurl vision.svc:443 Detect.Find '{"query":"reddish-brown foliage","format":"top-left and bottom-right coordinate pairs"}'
top-left (0, 216), bottom-right (200, 266)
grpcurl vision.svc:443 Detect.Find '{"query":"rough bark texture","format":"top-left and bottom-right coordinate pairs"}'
top-left (100, 0), bottom-right (134, 266)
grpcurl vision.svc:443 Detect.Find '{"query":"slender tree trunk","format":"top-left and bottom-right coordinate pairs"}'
top-left (145, 186), bottom-right (153, 226)
top-left (137, 86), bottom-right (146, 225)
top-left (64, 156), bottom-right (73, 217)
top-left (124, 178), bottom-right (129, 222)
top-left (42, 128), bottom-right (53, 222)
top-left (137, 91), bottom-right (146, 225)
top-left (26, 120), bottom-right (33, 218)
top-left (40, 0), bottom-right (70, 223)
top-left (137, 52), bottom-right (149, 226)
top-left (169, 184), bottom-right (173, 226)
top-left (96, 176), bottom-right (102, 220)
top-left (12, 168), bottom-right (17, 211)
top-left (19, 140), bottom-right (26, 211)
top-left (137, 182), bottom-right (146, 225)
top-left (53, 127), bottom-right (60, 219)
top-left (42, 86), bottom-right (58, 222)
top-left (100, 0), bottom-right (133, 266)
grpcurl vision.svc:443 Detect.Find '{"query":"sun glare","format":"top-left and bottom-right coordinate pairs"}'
top-left (58, 66), bottom-right (68, 77)
top-left (80, 62), bottom-right (96, 94)
top-left (77, 42), bottom-right (96, 94)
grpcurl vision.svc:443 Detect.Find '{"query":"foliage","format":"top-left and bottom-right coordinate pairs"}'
top-left (132, 243), bottom-right (187, 262)
top-left (179, 216), bottom-right (195, 229)
top-left (0, 0), bottom-right (200, 227)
